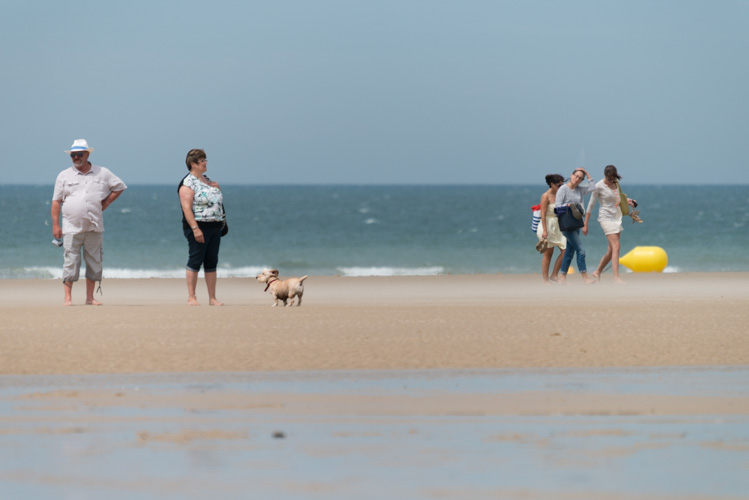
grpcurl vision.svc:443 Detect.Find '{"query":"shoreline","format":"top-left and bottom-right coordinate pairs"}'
top-left (1, 273), bottom-right (747, 375)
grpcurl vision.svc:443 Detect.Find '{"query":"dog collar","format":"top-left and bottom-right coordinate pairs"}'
top-left (264, 277), bottom-right (279, 292)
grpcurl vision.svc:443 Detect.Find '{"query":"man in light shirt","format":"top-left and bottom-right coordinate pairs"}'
top-left (51, 139), bottom-right (127, 306)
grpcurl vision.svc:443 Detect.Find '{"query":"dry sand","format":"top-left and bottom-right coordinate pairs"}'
top-left (1, 273), bottom-right (748, 375)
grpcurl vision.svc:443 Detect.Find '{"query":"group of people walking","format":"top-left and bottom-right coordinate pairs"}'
top-left (52, 139), bottom-right (225, 306)
top-left (536, 165), bottom-right (636, 284)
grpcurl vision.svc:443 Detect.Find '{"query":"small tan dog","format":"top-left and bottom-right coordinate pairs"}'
top-left (256, 269), bottom-right (308, 307)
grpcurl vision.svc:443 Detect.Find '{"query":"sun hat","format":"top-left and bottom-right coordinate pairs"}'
top-left (64, 139), bottom-right (94, 154)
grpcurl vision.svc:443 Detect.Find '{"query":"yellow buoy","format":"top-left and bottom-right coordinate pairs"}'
top-left (619, 246), bottom-right (668, 273)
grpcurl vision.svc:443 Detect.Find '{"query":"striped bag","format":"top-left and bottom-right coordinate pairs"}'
top-left (531, 204), bottom-right (542, 233)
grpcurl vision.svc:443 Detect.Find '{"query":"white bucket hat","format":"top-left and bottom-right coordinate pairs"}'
top-left (64, 139), bottom-right (94, 154)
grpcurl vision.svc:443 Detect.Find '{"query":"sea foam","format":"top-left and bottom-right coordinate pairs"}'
top-left (13, 266), bottom-right (271, 280)
top-left (337, 266), bottom-right (444, 277)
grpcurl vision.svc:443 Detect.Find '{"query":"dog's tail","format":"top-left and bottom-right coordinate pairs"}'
top-left (300, 275), bottom-right (308, 282)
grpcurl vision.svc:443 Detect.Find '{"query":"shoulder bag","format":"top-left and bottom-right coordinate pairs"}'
top-left (555, 204), bottom-right (585, 232)
top-left (220, 204), bottom-right (228, 237)
top-left (616, 181), bottom-right (630, 216)
top-left (531, 204), bottom-right (541, 233)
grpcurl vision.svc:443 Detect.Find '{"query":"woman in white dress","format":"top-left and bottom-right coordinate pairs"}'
top-left (536, 174), bottom-right (567, 283)
top-left (584, 165), bottom-right (637, 283)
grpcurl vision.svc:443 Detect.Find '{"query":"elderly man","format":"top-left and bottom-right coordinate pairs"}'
top-left (51, 139), bottom-right (127, 305)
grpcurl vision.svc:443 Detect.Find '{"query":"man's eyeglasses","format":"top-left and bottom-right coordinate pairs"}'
top-left (70, 152), bottom-right (85, 159)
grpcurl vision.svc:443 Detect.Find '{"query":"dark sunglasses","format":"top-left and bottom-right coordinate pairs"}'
top-left (70, 152), bottom-right (86, 159)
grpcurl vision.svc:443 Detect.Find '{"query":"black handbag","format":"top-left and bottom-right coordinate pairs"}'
top-left (220, 205), bottom-right (228, 237)
top-left (556, 204), bottom-right (584, 232)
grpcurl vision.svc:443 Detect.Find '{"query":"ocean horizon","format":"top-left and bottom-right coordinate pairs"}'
top-left (2, 184), bottom-right (748, 279)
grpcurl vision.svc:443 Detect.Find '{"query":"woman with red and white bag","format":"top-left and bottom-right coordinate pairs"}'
top-left (536, 174), bottom-right (567, 283)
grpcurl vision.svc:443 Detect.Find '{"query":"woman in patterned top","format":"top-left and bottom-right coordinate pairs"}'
top-left (178, 148), bottom-right (225, 306)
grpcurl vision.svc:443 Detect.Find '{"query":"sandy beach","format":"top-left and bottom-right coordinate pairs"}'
top-left (2, 273), bottom-right (749, 499)
top-left (1, 273), bottom-right (748, 374)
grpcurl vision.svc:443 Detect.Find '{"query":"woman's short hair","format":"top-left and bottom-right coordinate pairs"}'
top-left (185, 149), bottom-right (206, 170)
top-left (545, 174), bottom-right (564, 187)
top-left (603, 164), bottom-right (622, 181)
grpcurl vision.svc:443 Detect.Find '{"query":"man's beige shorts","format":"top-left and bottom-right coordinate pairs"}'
top-left (62, 231), bottom-right (103, 282)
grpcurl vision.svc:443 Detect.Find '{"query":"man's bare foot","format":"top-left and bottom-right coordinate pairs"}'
top-left (591, 271), bottom-right (601, 282)
top-left (187, 296), bottom-right (200, 306)
top-left (613, 277), bottom-right (627, 285)
top-left (209, 299), bottom-right (224, 306)
top-left (557, 274), bottom-right (567, 285)
top-left (85, 299), bottom-right (103, 306)
top-left (64, 284), bottom-right (73, 306)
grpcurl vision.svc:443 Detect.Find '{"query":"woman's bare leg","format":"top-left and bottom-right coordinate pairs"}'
top-left (205, 271), bottom-right (223, 306)
top-left (551, 249), bottom-right (564, 281)
top-left (607, 232), bottom-right (624, 283)
top-left (593, 245), bottom-right (613, 281)
top-left (186, 269), bottom-right (200, 305)
top-left (541, 248), bottom-right (552, 282)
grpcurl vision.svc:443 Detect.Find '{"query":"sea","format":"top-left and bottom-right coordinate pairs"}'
top-left (1, 184), bottom-right (748, 279)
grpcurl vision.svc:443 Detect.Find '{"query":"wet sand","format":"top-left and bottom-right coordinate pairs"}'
top-left (2, 368), bottom-right (749, 499)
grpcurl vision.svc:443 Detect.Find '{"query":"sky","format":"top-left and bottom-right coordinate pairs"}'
top-left (3, 0), bottom-right (748, 185)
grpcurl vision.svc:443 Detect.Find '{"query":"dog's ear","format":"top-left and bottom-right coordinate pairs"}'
top-left (270, 269), bottom-right (279, 276)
